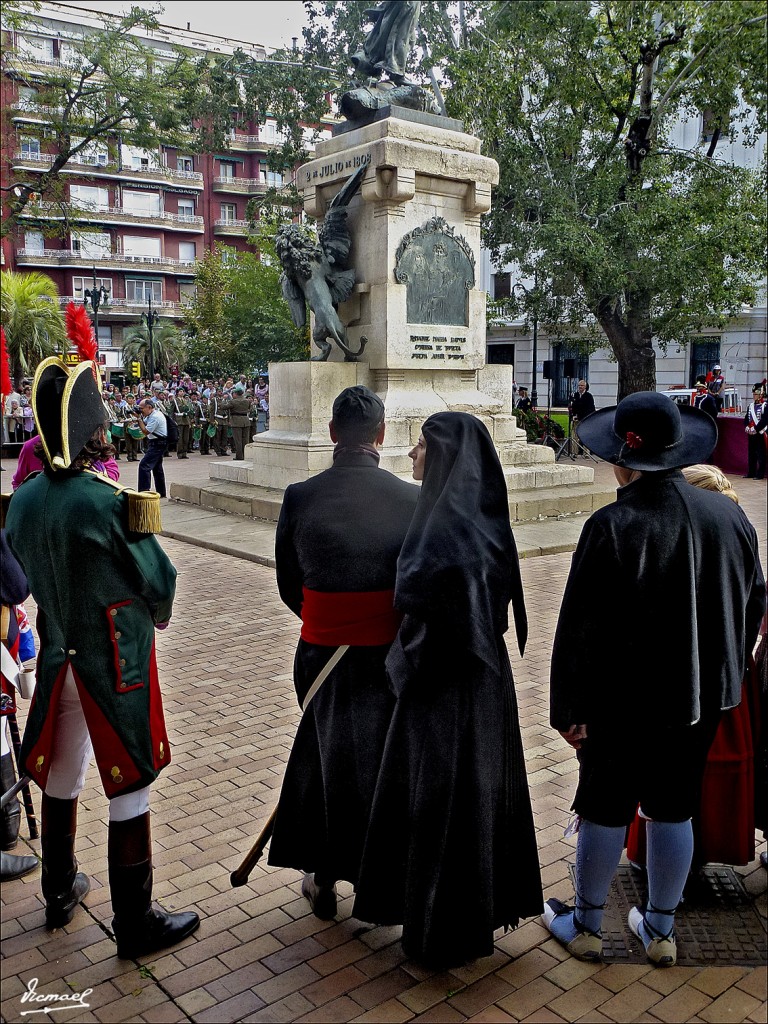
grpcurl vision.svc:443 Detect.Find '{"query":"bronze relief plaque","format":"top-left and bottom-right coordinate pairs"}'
top-left (394, 218), bottom-right (475, 326)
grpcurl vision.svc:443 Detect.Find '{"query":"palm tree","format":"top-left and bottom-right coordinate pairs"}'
top-left (122, 320), bottom-right (186, 378)
top-left (1, 270), bottom-right (67, 387)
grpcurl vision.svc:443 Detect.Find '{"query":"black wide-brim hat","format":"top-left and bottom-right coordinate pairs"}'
top-left (32, 357), bottom-right (108, 470)
top-left (575, 391), bottom-right (717, 472)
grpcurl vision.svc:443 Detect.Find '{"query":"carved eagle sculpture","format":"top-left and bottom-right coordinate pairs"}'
top-left (276, 165), bottom-right (368, 361)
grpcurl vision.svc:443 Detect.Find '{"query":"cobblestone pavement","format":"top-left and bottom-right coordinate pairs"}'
top-left (1, 452), bottom-right (766, 1023)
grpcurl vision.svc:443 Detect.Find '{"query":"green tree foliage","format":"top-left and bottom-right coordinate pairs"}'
top-left (121, 320), bottom-right (186, 379)
top-left (0, 269), bottom-right (66, 387)
top-left (301, 1), bottom-right (767, 398)
top-left (433, 0), bottom-right (768, 397)
top-left (183, 247), bottom-right (308, 378)
top-left (3, 5), bottom-right (212, 235)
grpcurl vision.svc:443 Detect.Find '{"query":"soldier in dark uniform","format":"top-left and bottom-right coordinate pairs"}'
top-left (268, 385), bottom-right (420, 918)
top-left (5, 326), bottom-right (199, 959)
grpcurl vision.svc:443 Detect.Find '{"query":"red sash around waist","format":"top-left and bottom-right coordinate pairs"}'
top-left (300, 587), bottom-right (401, 646)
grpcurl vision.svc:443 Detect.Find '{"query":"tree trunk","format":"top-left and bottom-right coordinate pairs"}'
top-left (595, 299), bottom-right (656, 402)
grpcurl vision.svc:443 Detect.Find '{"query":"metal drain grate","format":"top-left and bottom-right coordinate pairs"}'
top-left (567, 864), bottom-right (767, 966)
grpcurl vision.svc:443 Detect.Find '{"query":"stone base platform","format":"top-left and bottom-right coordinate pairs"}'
top-left (170, 463), bottom-right (615, 524)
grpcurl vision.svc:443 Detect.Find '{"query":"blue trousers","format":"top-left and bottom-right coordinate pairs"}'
top-left (138, 440), bottom-right (166, 497)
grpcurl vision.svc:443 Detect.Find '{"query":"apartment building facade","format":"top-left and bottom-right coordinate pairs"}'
top-left (1, 2), bottom-right (330, 378)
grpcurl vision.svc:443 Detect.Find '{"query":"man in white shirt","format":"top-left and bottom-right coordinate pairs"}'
top-left (135, 399), bottom-right (168, 497)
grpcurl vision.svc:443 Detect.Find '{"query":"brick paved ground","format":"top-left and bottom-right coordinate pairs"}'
top-left (1, 453), bottom-right (765, 1023)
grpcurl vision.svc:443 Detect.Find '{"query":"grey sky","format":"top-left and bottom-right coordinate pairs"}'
top-left (56, 1), bottom-right (310, 51)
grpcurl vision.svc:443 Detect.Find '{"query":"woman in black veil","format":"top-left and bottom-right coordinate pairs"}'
top-left (353, 412), bottom-right (543, 966)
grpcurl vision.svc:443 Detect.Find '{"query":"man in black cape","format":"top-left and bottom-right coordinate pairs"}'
top-left (544, 392), bottom-right (765, 968)
top-left (268, 385), bottom-right (419, 917)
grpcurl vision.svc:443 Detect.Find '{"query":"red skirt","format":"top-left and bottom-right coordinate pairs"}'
top-left (627, 680), bottom-right (756, 866)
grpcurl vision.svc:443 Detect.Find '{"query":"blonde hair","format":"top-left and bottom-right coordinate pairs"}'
top-left (682, 464), bottom-right (739, 504)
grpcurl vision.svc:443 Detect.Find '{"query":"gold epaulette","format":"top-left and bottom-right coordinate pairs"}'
top-left (84, 471), bottom-right (162, 534)
top-left (0, 492), bottom-right (11, 530)
top-left (127, 490), bottom-right (162, 534)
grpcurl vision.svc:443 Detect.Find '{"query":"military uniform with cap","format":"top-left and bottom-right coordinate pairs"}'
top-left (268, 386), bottom-right (419, 917)
top-left (222, 386), bottom-right (251, 460)
top-left (4, 305), bottom-right (199, 958)
top-left (543, 392), bottom-right (765, 969)
top-left (744, 382), bottom-right (768, 480)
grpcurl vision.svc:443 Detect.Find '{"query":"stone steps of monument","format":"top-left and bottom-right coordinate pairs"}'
top-left (170, 474), bottom-right (616, 524)
top-left (170, 479), bottom-right (285, 521)
top-left (509, 482), bottom-right (615, 522)
top-left (503, 463), bottom-right (594, 489)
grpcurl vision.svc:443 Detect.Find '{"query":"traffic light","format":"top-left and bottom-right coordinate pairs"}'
top-left (131, 361), bottom-right (141, 378)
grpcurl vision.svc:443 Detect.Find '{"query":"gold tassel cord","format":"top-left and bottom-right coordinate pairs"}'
top-left (127, 491), bottom-right (162, 534)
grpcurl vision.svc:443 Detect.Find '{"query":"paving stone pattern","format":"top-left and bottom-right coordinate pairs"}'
top-left (1, 458), bottom-right (766, 1023)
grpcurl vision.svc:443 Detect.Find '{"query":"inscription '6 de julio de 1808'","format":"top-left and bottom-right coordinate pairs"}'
top-left (394, 218), bottom-right (475, 326)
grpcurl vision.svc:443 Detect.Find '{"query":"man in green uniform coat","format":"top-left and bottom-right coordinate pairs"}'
top-left (5, 327), bottom-right (199, 959)
top-left (222, 383), bottom-right (252, 460)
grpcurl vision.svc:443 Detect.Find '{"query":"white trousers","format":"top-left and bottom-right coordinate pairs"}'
top-left (44, 667), bottom-right (150, 822)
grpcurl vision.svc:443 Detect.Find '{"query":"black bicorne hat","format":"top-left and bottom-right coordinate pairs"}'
top-left (32, 358), bottom-right (108, 470)
top-left (575, 391), bottom-right (717, 472)
top-left (32, 303), bottom-right (108, 470)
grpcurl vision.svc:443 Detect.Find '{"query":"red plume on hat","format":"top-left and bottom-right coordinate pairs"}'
top-left (65, 301), bottom-right (98, 379)
top-left (0, 326), bottom-right (12, 398)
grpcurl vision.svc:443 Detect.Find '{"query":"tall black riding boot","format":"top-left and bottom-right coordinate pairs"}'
top-left (40, 794), bottom-right (90, 928)
top-left (1, 751), bottom-right (23, 851)
top-left (109, 812), bottom-right (199, 959)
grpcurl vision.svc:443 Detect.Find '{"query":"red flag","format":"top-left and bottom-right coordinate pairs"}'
top-left (0, 326), bottom-right (12, 398)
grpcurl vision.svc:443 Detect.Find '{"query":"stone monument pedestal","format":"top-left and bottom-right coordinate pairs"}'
top-left (196, 109), bottom-right (609, 521)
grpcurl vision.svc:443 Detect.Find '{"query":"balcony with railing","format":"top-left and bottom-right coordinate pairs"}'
top-left (17, 201), bottom-right (204, 232)
top-left (56, 296), bottom-right (186, 317)
top-left (15, 248), bottom-right (198, 274)
top-left (10, 152), bottom-right (204, 188)
top-left (213, 219), bottom-right (250, 236)
top-left (10, 98), bottom-right (64, 123)
top-left (212, 176), bottom-right (269, 195)
top-left (225, 134), bottom-right (267, 152)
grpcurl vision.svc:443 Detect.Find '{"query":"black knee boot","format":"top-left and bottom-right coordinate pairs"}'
top-left (41, 795), bottom-right (90, 928)
top-left (1, 752), bottom-right (21, 851)
top-left (109, 812), bottom-right (199, 958)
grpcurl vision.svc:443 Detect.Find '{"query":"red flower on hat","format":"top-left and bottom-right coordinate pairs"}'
top-left (625, 431), bottom-right (644, 449)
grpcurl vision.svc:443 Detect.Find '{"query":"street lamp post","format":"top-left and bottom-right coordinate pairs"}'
top-left (83, 266), bottom-right (110, 356)
top-left (141, 293), bottom-right (159, 381)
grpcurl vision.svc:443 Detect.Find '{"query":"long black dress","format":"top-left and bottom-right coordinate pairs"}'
top-left (353, 413), bottom-right (543, 966)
